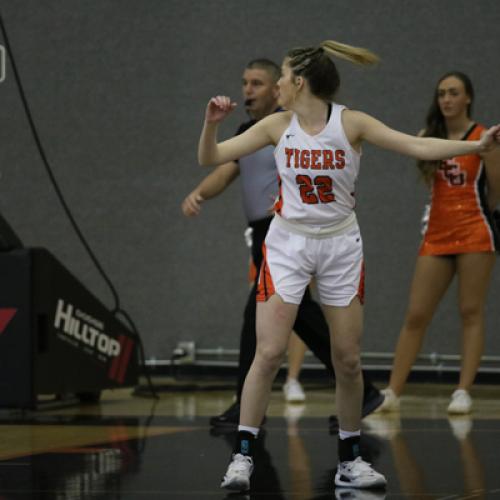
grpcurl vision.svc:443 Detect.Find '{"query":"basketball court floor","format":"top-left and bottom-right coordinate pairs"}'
top-left (0, 382), bottom-right (499, 499)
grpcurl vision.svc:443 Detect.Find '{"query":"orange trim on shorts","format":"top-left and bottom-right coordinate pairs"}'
top-left (248, 259), bottom-right (258, 284)
top-left (273, 174), bottom-right (283, 215)
top-left (357, 260), bottom-right (365, 305)
top-left (256, 243), bottom-right (275, 302)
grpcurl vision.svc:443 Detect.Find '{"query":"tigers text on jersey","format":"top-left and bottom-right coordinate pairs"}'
top-left (419, 123), bottom-right (499, 256)
top-left (273, 103), bottom-right (360, 227)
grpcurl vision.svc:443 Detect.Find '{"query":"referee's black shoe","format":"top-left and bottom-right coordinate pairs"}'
top-left (361, 386), bottom-right (385, 417)
top-left (210, 402), bottom-right (267, 427)
top-left (210, 401), bottom-right (240, 427)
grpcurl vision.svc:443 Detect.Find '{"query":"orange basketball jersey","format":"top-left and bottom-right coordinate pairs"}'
top-left (419, 123), bottom-right (498, 256)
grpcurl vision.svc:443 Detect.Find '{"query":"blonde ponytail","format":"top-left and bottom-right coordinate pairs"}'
top-left (320, 40), bottom-right (379, 65)
top-left (286, 39), bottom-right (379, 101)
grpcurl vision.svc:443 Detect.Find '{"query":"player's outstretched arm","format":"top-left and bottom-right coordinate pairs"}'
top-left (345, 110), bottom-right (500, 160)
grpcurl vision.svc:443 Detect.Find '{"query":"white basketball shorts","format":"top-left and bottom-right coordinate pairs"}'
top-left (257, 214), bottom-right (365, 306)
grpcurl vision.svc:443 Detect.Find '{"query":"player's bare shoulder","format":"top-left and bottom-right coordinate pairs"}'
top-left (342, 109), bottom-right (370, 127)
top-left (259, 111), bottom-right (293, 145)
top-left (341, 109), bottom-right (369, 146)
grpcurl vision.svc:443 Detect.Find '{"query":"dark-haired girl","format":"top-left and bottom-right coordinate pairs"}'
top-left (198, 45), bottom-right (500, 491)
top-left (378, 72), bottom-right (500, 415)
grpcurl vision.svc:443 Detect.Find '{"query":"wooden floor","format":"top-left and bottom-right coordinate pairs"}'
top-left (1, 382), bottom-right (500, 499)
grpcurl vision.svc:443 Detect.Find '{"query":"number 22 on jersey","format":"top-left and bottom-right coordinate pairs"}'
top-left (296, 174), bottom-right (335, 204)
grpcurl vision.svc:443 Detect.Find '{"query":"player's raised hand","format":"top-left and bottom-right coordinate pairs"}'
top-left (205, 96), bottom-right (237, 124)
top-left (479, 124), bottom-right (500, 152)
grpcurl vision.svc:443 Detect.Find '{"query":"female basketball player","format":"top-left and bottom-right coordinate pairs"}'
top-left (376, 72), bottom-right (500, 416)
top-left (198, 42), bottom-right (500, 491)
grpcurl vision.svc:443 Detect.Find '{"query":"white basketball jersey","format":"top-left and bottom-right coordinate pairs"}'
top-left (273, 103), bottom-right (360, 226)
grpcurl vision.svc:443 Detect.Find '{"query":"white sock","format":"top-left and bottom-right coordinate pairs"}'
top-left (238, 425), bottom-right (259, 437)
top-left (339, 428), bottom-right (361, 440)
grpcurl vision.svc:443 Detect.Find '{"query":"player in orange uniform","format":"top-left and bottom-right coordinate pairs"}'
top-left (377, 72), bottom-right (500, 415)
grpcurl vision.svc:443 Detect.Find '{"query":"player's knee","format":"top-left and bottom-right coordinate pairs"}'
top-left (404, 308), bottom-right (431, 331)
top-left (255, 344), bottom-right (286, 374)
top-left (333, 350), bottom-right (361, 379)
top-left (459, 301), bottom-right (483, 326)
